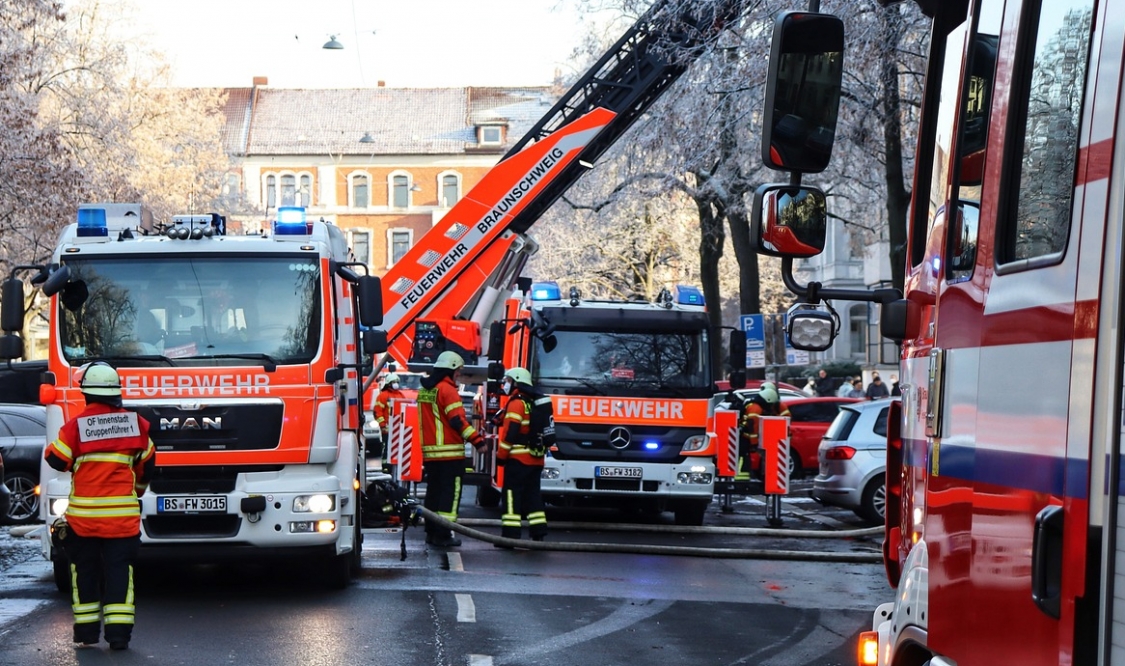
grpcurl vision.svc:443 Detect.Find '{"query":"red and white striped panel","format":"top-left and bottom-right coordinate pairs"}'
top-left (761, 416), bottom-right (789, 495)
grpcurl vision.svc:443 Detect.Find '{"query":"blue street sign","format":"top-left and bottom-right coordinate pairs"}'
top-left (741, 314), bottom-right (765, 350)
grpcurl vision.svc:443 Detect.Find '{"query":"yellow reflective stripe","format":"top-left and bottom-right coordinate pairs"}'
top-left (77, 452), bottom-right (135, 465)
top-left (528, 511), bottom-right (547, 526)
top-left (67, 506), bottom-right (141, 518)
top-left (73, 601), bottom-right (100, 614)
top-left (74, 613), bottom-right (101, 624)
top-left (69, 494), bottom-right (137, 506)
top-left (509, 446), bottom-right (531, 455)
top-left (52, 439), bottom-right (73, 459)
top-left (442, 402), bottom-right (461, 415)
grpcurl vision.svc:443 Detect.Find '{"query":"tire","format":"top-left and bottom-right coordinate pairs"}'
top-left (53, 555), bottom-right (71, 595)
top-left (476, 484), bottom-right (501, 508)
top-left (4, 470), bottom-right (39, 525)
top-left (856, 474), bottom-right (886, 525)
top-left (673, 499), bottom-right (709, 526)
top-left (787, 455), bottom-right (801, 480)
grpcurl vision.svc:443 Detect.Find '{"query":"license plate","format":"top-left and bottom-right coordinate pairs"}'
top-left (595, 466), bottom-right (642, 479)
top-left (157, 496), bottom-right (227, 513)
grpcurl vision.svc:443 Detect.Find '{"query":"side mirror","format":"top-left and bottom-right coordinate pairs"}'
top-left (1, 278), bottom-right (25, 333)
top-left (487, 360), bottom-right (505, 382)
top-left (728, 329), bottom-right (747, 371)
top-left (362, 329), bottom-right (388, 356)
top-left (42, 265), bottom-right (70, 297)
top-left (0, 334), bottom-right (23, 360)
top-left (488, 321), bottom-right (506, 360)
top-left (761, 12), bottom-right (844, 173)
top-left (356, 275), bottom-right (383, 328)
top-left (751, 184), bottom-right (828, 258)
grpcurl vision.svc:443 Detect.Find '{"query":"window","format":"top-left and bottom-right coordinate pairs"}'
top-left (849, 304), bottom-right (866, 357)
top-left (349, 230), bottom-right (371, 267)
top-left (299, 174), bottom-right (311, 207)
top-left (392, 175), bottom-right (409, 208)
top-left (1000, 0), bottom-right (1093, 264)
top-left (388, 229), bottom-right (412, 266)
top-left (280, 175), bottom-right (296, 206)
top-left (478, 125), bottom-right (503, 145)
top-left (265, 175), bottom-right (276, 209)
top-left (441, 174), bottom-right (461, 207)
top-left (352, 174), bottom-right (369, 208)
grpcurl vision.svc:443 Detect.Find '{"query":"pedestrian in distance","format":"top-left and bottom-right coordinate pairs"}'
top-left (814, 368), bottom-right (835, 397)
top-left (836, 376), bottom-right (855, 398)
top-left (43, 362), bottom-right (155, 651)
top-left (866, 372), bottom-right (890, 400)
top-left (417, 351), bottom-right (485, 548)
top-left (847, 378), bottom-right (866, 399)
top-left (891, 374), bottom-right (901, 397)
top-left (495, 367), bottom-right (550, 545)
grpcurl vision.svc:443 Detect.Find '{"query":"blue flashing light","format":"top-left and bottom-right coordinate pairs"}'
top-left (274, 206), bottom-right (311, 235)
top-left (530, 281), bottom-right (561, 301)
top-left (76, 208), bottom-right (108, 237)
top-left (674, 285), bottom-right (704, 306)
top-left (643, 441), bottom-right (660, 450)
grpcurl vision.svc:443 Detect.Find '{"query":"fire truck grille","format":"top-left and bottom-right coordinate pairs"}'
top-left (134, 404), bottom-right (284, 453)
top-left (576, 479), bottom-right (661, 492)
top-left (550, 423), bottom-right (694, 463)
top-left (143, 514), bottom-right (241, 539)
top-left (148, 465), bottom-right (284, 494)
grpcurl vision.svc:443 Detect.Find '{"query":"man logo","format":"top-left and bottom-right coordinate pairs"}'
top-left (160, 417), bottom-right (223, 430)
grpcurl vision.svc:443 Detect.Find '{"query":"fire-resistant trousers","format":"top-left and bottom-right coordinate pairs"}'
top-left (500, 460), bottom-right (547, 540)
top-left (63, 531), bottom-right (141, 645)
top-left (423, 458), bottom-right (464, 540)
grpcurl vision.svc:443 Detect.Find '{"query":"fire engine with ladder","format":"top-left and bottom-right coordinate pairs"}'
top-left (746, 1), bottom-right (1125, 664)
top-left (375, 0), bottom-right (776, 524)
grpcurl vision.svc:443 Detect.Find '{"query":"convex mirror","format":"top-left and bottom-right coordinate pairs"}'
top-left (750, 184), bottom-right (828, 258)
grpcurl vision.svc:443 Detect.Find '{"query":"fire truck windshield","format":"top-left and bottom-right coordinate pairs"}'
top-left (56, 256), bottom-right (322, 366)
top-left (532, 328), bottom-right (711, 394)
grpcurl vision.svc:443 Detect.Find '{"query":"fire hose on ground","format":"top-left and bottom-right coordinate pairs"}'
top-left (409, 505), bottom-right (883, 563)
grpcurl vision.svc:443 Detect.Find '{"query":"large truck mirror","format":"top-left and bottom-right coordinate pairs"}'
top-left (362, 329), bottom-right (388, 355)
top-left (41, 265), bottom-right (70, 297)
top-left (488, 321), bottom-right (506, 360)
top-left (1, 278), bottom-right (25, 333)
top-left (487, 360), bottom-right (505, 381)
top-left (761, 11), bottom-right (844, 173)
top-left (750, 184), bottom-right (827, 258)
top-left (728, 330), bottom-right (747, 389)
top-left (356, 275), bottom-right (383, 328)
top-left (0, 334), bottom-right (23, 360)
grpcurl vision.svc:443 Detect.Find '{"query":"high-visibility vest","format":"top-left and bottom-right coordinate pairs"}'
top-left (497, 394), bottom-right (543, 467)
top-left (417, 377), bottom-right (478, 461)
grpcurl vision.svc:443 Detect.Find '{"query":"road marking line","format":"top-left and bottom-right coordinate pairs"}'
top-left (456, 593), bottom-right (476, 622)
top-left (468, 655), bottom-right (493, 665)
top-left (447, 552), bottom-right (464, 572)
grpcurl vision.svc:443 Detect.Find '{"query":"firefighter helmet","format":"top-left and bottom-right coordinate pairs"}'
top-left (434, 351), bottom-right (465, 371)
top-left (383, 372), bottom-right (400, 387)
top-left (759, 386), bottom-right (779, 405)
top-left (503, 367), bottom-right (532, 386)
top-left (79, 362), bottom-right (122, 396)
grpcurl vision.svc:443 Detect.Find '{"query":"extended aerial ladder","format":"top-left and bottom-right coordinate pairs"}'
top-left (378, 0), bottom-right (749, 368)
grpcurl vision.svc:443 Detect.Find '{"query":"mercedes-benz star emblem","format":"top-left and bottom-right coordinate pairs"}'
top-left (607, 427), bottom-right (631, 450)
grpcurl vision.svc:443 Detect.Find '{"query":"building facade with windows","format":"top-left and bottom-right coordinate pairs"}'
top-left (217, 79), bottom-right (556, 275)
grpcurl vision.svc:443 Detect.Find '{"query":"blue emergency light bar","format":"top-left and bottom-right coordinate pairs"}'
top-left (274, 206), bottom-right (311, 236)
top-left (530, 281), bottom-right (561, 301)
top-left (76, 208), bottom-right (108, 237)
top-left (674, 285), bottom-right (704, 306)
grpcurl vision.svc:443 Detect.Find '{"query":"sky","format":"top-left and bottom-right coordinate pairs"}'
top-left (118, 0), bottom-right (607, 89)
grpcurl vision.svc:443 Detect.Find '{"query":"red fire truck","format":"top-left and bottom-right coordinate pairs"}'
top-left (749, 1), bottom-right (1125, 664)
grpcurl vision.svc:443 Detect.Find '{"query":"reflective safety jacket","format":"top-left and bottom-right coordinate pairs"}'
top-left (417, 376), bottom-right (478, 461)
top-left (496, 394), bottom-right (543, 467)
top-left (739, 400), bottom-right (790, 447)
top-left (44, 403), bottom-right (155, 539)
top-left (373, 387), bottom-right (406, 431)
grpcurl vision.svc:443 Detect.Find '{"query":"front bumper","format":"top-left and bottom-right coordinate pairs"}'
top-left (539, 457), bottom-right (714, 499)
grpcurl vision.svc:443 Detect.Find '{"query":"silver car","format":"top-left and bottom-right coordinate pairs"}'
top-left (812, 397), bottom-right (898, 525)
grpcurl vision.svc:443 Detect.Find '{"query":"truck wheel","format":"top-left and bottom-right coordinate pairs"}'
top-left (476, 485), bottom-right (501, 508)
top-left (673, 500), bottom-right (709, 526)
top-left (856, 474), bottom-right (886, 525)
top-left (53, 556), bottom-right (71, 595)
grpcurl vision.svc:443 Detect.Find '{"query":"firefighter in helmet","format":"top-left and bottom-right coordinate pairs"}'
top-left (736, 382), bottom-right (790, 480)
top-left (496, 367), bottom-right (548, 544)
top-left (371, 372), bottom-right (405, 457)
top-left (418, 351), bottom-right (485, 547)
top-left (44, 362), bottom-right (155, 650)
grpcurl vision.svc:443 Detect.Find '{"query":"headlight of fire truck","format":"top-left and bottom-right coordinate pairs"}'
top-left (541, 468), bottom-right (561, 480)
top-left (677, 466), bottom-right (713, 484)
top-left (680, 434), bottom-right (707, 452)
top-left (50, 498), bottom-right (69, 517)
top-left (293, 494), bottom-right (336, 513)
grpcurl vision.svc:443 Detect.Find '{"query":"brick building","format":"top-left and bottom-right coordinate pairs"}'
top-left (217, 78), bottom-right (556, 277)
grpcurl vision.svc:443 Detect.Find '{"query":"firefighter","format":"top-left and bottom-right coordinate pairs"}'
top-left (736, 383), bottom-right (790, 480)
top-left (418, 351), bottom-right (485, 547)
top-left (496, 367), bottom-right (548, 544)
top-left (43, 362), bottom-right (155, 650)
top-left (371, 372), bottom-right (405, 456)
